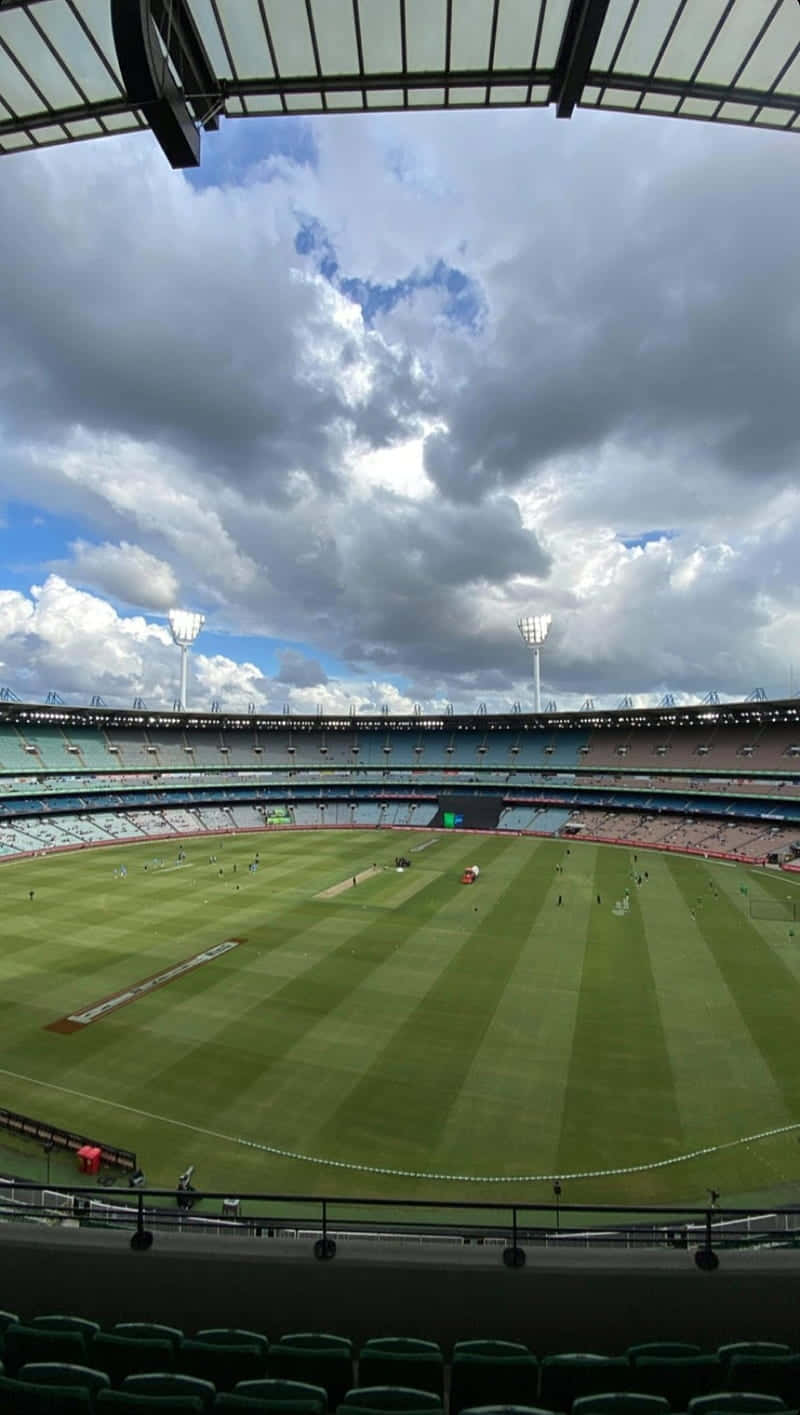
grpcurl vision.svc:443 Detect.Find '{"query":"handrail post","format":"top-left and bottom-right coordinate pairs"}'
top-left (314, 1196), bottom-right (336, 1261)
top-left (503, 1203), bottom-right (525, 1267)
top-left (695, 1206), bottom-right (719, 1271)
top-left (129, 1191), bottom-right (153, 1251)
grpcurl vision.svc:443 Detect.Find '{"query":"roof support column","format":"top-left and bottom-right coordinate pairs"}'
top-left (550, 0), bottom-right (611, 118)
top-left (111, 0), bottom-right (218, 168)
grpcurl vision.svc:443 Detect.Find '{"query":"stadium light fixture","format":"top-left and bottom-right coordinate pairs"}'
top-left (517, 614), bottom-right (552, 714)
top-left (168, 609), bottom-right (205, 712)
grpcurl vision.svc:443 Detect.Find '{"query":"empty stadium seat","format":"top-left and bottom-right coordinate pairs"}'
top-left (19, 1362), bottom-right (111, 1396)
top-left (450, 1343), bottom-right (539, 1415)
top-left (629, 1356), bottom-right (723, 1408)
top-left (358, 1340), bottom-right (443, 1398)
top-left (233, 1379), bottom-right (327, 1413)
top-left (32, 1317), bottom-right (101, 1338)
top-left (268, 1336), bottom-right (353, 1407)
top-left (0, 1372), bottom-right (93, 1414)
top-left (122, 1374), bottom-right (216, 1409)
top-left (114, 1325), bottom-right (185, 1350)
top-left (89, 1333), bottom-right (176, 1384)
top-left (196, 1333), bottom-right (269, 1355)
top-left (718, 1349), bottom-right (793, 1369)
top-left (726, 1357), bottom-right (800, 1403)
top-left (4, 1325), bottom-right (89, 1375)
top-left (628, 1346), bottom-right (702, 1362)
top-left (0, 1310), bottom-right (20, 1333)
top-left (574, 1398), bottom-right (671, 1415)
top-left (539, 1356), bottom-right (631, 1411)
top-left (338, 1388), bottom-right (441, 1414)
top-left (690, 1397), bottom-right (788, 1414)
top-left (179, 1341), bottom-right (267, 1391)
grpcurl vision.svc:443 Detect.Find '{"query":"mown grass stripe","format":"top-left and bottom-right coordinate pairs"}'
top-left (556, 849), bottom-right (682, 1178)
top-left (667, 855), bottom-right (800, 1114)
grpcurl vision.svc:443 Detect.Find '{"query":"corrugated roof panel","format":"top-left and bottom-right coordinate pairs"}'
top-left (492, 0), bottom-right (543, 70)
top-left (357, 0), bottom-right (402, 74)
top-left (615, 3), bottom-right (681, 76)
top-left (308, 0), bottom-right (360, 77)
top-left (405, 0), bottom-right (447, 72)
top-left (0, 7), bottom-right (82, 111)
top-left (696, 0), bottom-right (779, 87)
top-left (0, 34), bottom-right (47, 117)
top-left (185, 0), bottom-right (233, 81)
top-left (655, 0), bottom-right (732, 80)
top-left (738, 1), bottom-right (799, 91)
top-left (70, 0), bottom-right (124, 86)
top-left (537, 0), bottom-right (572, 68)
top-left (214, 0), bottom-right (274, 81)
top-left (450, 0), bottom-right (494, 72)
top-left (264, 0), bottom-right (316, 76)
top-left (34, 2), bottom-right (120, 104)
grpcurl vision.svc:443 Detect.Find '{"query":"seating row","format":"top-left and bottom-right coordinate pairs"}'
top-left (3, 1321), bottom-right (800, 1414)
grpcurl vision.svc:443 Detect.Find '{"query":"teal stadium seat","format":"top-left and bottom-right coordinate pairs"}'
top-left (358, 1339), bottom-right (444, 1399)
top-left (628, 1346), bottom-right (702, 1362)
top-left (450, 1343), bottom-right (539, 1415)
top-left (179, 1341), bottom-right (267, 1392)
top-left (216, 1398), bottom-right (301, 1415)
top-left (690, 1397), bottom-right (788, 1414)
top-left (574, 1398), bottom-right (671, 1415)
top-left (32, 1317), bottom-right (101, 1338)
top-left (539, 1356), bottom-right (631, 1411)
top-left (114, 1325), bottom-right (185, 1351)
top-left (629, 1356), bottom-right (723, 1408)
top-left (19, 1362), bottom-right (111, 1396)
top-left (0, 1310), bottom-right (20, 1333)
top-left (4, 1324), bottom-right (89, 1375)
top-left (718, 1349), bottom-right (794, 1370)
top-left (89, 1333), bottom-right (176, 1384)
top-left (338, 1388), bottom-right (441, 1410)
top-left (727, 1358), bottom-right (800, 1404)
top-left (233, 1379), bottom-right (327, 1413)
top-left (197, 1333), bottom-right (269, 1355)
top-left (0, 1372), bottom-right (93, 1415)
top-left (268, 1335), bottom-right (353, 1407)
top-left (122, 1374), bottom-right (216, 1409)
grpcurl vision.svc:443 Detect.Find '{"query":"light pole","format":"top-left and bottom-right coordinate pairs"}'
top-left (168, 610), bottom-right (205, 712)
top-left (517, 614), bottom-right (552, 714)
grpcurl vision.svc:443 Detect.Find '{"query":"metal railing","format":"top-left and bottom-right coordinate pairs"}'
top-left (3, 1178), bottom-right (800, 1268)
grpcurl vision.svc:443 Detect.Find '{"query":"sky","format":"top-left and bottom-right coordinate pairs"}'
top-left (0, 102), bottom-right (798, 715)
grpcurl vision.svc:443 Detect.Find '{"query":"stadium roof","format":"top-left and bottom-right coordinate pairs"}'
top-left (0, 1), bottom-right (799, 168)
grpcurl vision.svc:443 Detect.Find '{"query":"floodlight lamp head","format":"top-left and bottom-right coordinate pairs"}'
top-left (517, 613), bottom-right (551, 647)
top-left (168, 609), bottom-right (205, 648)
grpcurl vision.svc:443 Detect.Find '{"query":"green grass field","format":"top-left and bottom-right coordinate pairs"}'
top-left (2, 827), bottom-right (800, 1212)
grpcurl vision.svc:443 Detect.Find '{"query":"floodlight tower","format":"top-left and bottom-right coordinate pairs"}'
top-left (168, 609), bottom-right (205, 712)
top-left (517, 613), bottom-right (552, 714)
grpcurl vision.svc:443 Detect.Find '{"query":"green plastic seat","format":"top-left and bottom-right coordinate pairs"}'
top-left (340, 1390), bottom-right (441, 1411)
top-left (358, 1342), bottom-right (443, 1400)
top-left (19, 1362), bottom-right (111, 1395)
top-left (197, 1333), bottom-right (269, 1355)
top-left (89, 1332), bottom-right (176, 1384)
top-left (727, 1360), bottom-right (800, 1403)
top-left (0, 1310), bottom-right (20, 1333)
top-left (114, 1326), bottom-right (185, 1351)
top-left (691, 1398), bottom-right (788, 1414)
top-left (630, 1356), bottom-right (722, 1407)
top-left (718, 1349), bottom-right (793, 1368)
top-left (234, 1379), bottom-right (327, 1413)
top-left (628, 1346), bottom-right (702, 1363)
top-left (179, 1341), bottom-right (267, 1392)
top-left (123, 1375), bottom-right (216, 1409)
top-left (268, 1338), bottom-right (353, 1407)
top-left (574, 1399), bottom-right (671, 1415)
top-left (32, 1317), bottom-right (101, 1338)
top-left (0, 1372), bottom-right (93, 1414)
top-left (4, 1325), bottom-right (88, 1376)
top-left (539, 1356), bottom-right (631, 1412)
top-left (457, 1408), bottom-right (554, 1415)
top-left (451, 1350), bottom-right (539, 1415)
top-left (97, 1392), bottom-right (205, 1415)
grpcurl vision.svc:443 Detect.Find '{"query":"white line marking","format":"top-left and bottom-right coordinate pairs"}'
top-left (0, 1065), bottom-right (797, 1184)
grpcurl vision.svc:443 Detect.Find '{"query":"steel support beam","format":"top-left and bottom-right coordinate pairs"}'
top-left (111, 0), bottom-right (219, 168)
top-left (550, 0), bottom-right (611, 118)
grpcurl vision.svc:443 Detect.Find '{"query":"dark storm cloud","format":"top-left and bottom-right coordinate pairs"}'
top-left (422, 135), bottom-right (800, 502)
top-left (275, 649), bottom-right (328, 687)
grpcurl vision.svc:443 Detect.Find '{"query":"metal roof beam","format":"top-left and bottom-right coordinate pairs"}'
top-left (550, 0), bottom-right (611, 118)
top-left (110, 0), bottom-right (205, 168)
top-left (150, 0), bottom-right (221, 129)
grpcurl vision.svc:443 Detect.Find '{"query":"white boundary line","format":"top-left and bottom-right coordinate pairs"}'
top-left (0, 1065), bottom-right (798, 1184)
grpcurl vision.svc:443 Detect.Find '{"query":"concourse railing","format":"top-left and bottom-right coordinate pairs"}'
top-left (2, 1176), bottom-right (800, 1270)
